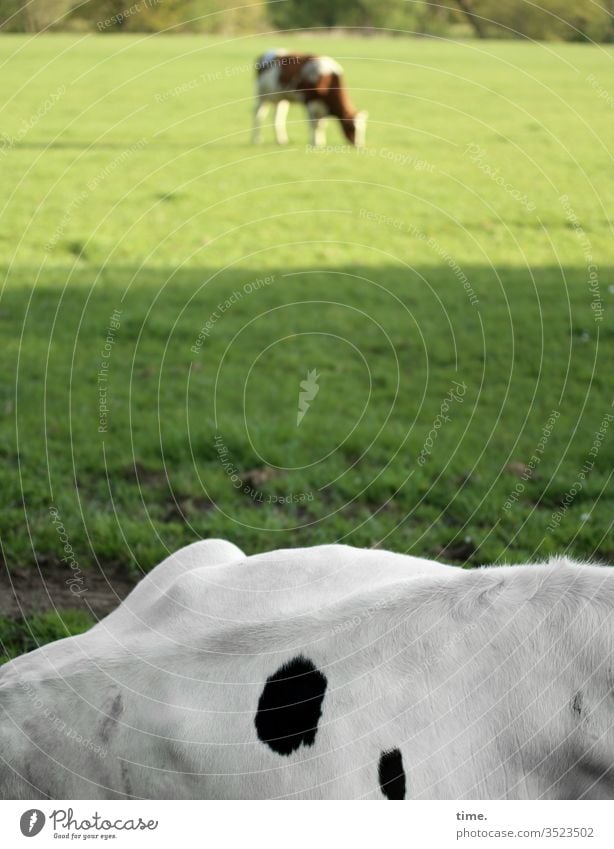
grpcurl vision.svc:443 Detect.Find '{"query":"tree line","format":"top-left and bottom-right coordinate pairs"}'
top-left (1, 0), bottom-right (612, 41)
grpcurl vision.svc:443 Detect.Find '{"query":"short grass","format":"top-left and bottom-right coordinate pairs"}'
top-left (0, 34), bottom-right (612, 658)
top-left (0, 610), bottom-right (93, 665)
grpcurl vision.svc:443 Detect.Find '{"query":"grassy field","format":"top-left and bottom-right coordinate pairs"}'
top-left (0, 34), bottom-right (612, 659)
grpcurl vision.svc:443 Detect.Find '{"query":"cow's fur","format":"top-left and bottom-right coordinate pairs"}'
top-left (1, 540), bottom-right (613, 800)
top-left (253, 49), bottom-right (367, 147)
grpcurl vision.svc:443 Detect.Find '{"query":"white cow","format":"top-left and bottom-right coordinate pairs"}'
top-left (1, 540), bottom-right (613, 799)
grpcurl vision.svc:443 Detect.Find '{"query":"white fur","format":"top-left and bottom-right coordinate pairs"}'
top-left (1, 542), bottom-right (612, 799)
top-left (304, 56), bottom-right (343, 84)
top-left (354, 110), bottom-right (368, 147)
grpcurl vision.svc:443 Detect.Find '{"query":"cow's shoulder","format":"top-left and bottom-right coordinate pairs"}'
top-left (118, 543), bottom-right (456, 646)
top-left (101, 538), bottom-right (245, 628)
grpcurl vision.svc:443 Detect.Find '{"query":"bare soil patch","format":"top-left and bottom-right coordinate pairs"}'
top-left (0, 563), bottom-right (136, 620)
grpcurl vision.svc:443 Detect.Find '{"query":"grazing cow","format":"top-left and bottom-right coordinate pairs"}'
top-left (1, 540), bottom-right (613, 800)
top-left (253, 49), bottom-right (367, 147)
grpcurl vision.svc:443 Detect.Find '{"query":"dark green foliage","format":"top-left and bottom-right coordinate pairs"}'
top-left (267, 0), bottom-right (430, 32)
top-left (456, 0), bottom-right (613, 42)
top-left (1, 0), bottom-right (612, 40)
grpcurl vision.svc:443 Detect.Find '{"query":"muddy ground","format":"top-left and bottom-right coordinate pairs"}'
top-left (0, 563), bottom-right (136, 620)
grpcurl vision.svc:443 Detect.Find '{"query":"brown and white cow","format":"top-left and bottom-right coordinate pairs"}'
top-left (253, 49), bottom-right (367, 147)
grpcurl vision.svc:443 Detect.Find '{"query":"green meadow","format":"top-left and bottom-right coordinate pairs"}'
top-left (0, 34), bottom-right (612, 657)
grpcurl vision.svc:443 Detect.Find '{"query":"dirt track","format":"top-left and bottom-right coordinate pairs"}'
top-left (0, 563), bottom-right (136, 620)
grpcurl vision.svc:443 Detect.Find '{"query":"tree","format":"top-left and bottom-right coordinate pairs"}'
top-left (64, 0), bottom-right (268, 33)
top-left (452, 0), bottom-right (612, 41)
top-left (0, 0), bottom-right (22, 31)
top-left (267, 0), bottom-right (430, 33)
top-left (0, 0), bottom-right (66, 32)
top-left (452, 0), bottom-right (487, 38)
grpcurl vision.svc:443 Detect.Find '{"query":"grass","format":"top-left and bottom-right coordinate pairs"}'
top-left (0, 610), bottom-right (94, 665)
top-left (0, 34), bottom-right (612, 659)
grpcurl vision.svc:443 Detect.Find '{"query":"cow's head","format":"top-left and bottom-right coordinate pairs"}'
top-left (341, 110), bottom-right (368, 147)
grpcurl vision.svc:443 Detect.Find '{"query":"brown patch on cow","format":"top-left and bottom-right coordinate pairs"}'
top-left (278, 54), bottom-right (315, 87)
top-left (256, 52), bottom-right (314, 85)
top-left (317, 73), bottom-right (358, 119)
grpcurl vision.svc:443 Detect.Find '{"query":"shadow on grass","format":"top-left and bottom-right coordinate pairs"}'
top-left (0, 262), bottom-right (611, 625)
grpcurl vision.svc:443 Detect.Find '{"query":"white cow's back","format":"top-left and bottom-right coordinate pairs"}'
top-left (1, 543), bottom-right (613, 800)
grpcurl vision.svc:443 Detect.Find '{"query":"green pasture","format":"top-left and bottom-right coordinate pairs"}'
top-left (0, 34), bottom-right (612, 657)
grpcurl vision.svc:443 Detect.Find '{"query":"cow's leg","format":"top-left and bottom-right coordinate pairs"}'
top-left (306, 101), bottom-right (328, 147)
top-left (314, 118), bottom-right (327, 147)
top-left (252, 98), bottom-right (270, 144)
top-left (274, 99), bottom-right (290, 144)
top-left (308, 116), bottom-right (327, 147)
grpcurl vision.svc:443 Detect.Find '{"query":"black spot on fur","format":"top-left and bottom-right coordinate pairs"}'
top-left (378, 748), bottom-right (406, 800)
top-left (572, 691), bottom-right (583, 717)
top-left (255, 655), bottom-right (327, 756)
